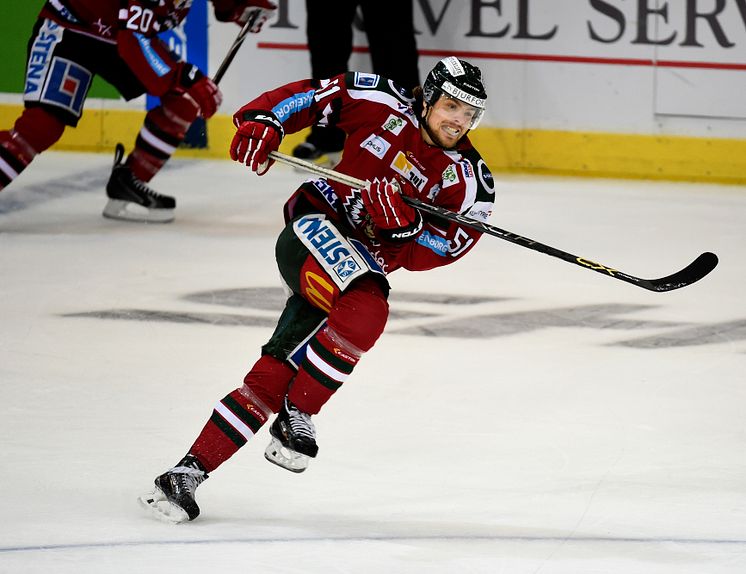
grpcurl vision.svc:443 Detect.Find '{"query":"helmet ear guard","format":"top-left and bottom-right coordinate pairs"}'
top-left (422, 56), bottom-right (487, 129)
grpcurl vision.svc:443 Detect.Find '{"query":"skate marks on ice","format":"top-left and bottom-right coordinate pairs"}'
top-left (61, 286), bottom-right (746, 349)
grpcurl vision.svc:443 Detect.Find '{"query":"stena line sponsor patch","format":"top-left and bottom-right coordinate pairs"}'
top-left (293, 214), bottom-right (369, 288)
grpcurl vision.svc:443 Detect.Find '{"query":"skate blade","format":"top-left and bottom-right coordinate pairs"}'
top-left (137, 489), bottom-right (190, 524)
top-left (264, 437), bottom-right (309, 473)
top-left (103, 199), bottom-right (175, 223)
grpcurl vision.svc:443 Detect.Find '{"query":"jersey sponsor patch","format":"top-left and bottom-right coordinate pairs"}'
top-left (459, 159), bottom-right (476, 183)
top-left (311, 179), bottom-right (339, 210)
top-left (416, 230), bottom-right (449, 256)
top-left (273, 90), bottom-right (315, 122)
top-left (391, 151), bottom-right (428, 192)
top-left (478, 159), bottom-right (495, 193)
top-left (441, 164), bottom-right (460, 188)
top-left (38, 57), bottom-right (91, 117)
top-left (467, 200), bottom-right (492, 223)
top-left (293, 214), bottom-right (369, 289)
top-left (382, 114), bottom-right (406, 135)
top-left (360, 133), bottom-right (391, 159)
top-left (25, 19), bottom-right (64, 99)
top-left (353, 72), bottom-right (380, 88)
top-left (135, 34), bottom-right (171, 77)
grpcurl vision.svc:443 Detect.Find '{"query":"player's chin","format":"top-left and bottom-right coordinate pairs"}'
top-left (434, 130), bottom-right (461, 149)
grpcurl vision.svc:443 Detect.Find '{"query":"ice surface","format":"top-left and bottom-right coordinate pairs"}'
top-left (1, 152), bottom-right (744, 573)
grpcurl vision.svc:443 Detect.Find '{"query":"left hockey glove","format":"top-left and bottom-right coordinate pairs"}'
top-left (179, 64), bottom-right (222, 119)
top-left (213, 0), bottom-right (277, 32)
top-left (363, 178), bottom-right (423, 242)
top-left (230, 109), bottom-right (284, 175)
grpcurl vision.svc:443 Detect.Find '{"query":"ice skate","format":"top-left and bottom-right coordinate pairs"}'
top-left (103, 143), bottom-right (176, 223)
top-left (138, 455), bottom-right (208, 523)
top-left (264, 397), bottom-right (318, 473)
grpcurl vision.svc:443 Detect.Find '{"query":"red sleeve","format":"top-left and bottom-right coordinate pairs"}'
top-left (233, 73), bottom-right (385, 136)
top-left (116, 0), bottom-right (184, 96)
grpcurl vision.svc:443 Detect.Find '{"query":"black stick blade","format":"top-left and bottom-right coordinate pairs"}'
top-left (622, 252), bottom-right (719, 292)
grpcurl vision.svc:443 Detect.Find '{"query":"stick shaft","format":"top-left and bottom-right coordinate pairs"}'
top-left (267, 151), bottom-right (717, 292)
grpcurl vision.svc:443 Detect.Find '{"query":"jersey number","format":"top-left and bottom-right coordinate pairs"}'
top-left (450, 228), bottom-right (474, 257)
top-left (126, 7), bottom-right (155, 33)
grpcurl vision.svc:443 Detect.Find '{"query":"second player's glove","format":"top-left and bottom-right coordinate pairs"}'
top-left (230, 109), bottom-right (284, 175)
top-left (213, 0), bottom-right (277, 32)
top-left (178, 64), bottom-right (222, 119)
top-left (363, 178), bottom-right (423, 242)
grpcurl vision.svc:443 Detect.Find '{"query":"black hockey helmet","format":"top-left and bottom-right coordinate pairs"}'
top-left (422, 57), bottom-right (487, 128)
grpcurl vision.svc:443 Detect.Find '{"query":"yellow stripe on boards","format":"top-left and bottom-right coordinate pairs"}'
top-left (2, 103), bottom-right (745, 184)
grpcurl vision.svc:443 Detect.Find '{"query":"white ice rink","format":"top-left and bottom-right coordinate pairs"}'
top-left (1, 151), bottom-right (744, 573)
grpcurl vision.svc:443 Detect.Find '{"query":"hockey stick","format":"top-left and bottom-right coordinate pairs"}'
top-left (213, 11), bottom-right (261, 85)
top-left (268, 150), bottom-right (718, 292)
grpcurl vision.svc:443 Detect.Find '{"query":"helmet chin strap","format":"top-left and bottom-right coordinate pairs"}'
top-left (420, 103), bottom-right (468, 151)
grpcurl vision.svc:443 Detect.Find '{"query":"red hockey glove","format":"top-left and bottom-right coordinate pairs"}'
top-left (230, 109), bottom-right (284, 175)
top-left (213, 0), bottom-right (277, 32)
top-left (179, 64), bottom-right (223, 119)
top-left (363, 178), bottom-right (423, 242)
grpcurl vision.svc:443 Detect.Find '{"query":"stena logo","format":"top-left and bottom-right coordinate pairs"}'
top-left (360, 133), bottom-right (391, 159)
top-left (296, 215), bottom-right (352, 266)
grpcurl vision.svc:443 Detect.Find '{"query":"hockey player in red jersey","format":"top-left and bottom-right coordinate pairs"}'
top-left (140, 57), bottom-right (495, 522)
top-left (0, 0), bottom-right (275, 223)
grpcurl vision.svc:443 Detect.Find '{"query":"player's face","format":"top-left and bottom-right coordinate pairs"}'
top-left (422, 96), bottom-right (480, 148)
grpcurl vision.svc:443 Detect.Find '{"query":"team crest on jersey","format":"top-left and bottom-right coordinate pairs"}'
top-left (353, 73), bottom-right (379, 88)
top-left (391, 151), bottom-right (427, 192)
top-left (442, 164), bottom-right (460, 188)
top-left (382, 114), bottom-right (406, 135)
top-left (360, 134), bottom-right (391, 159)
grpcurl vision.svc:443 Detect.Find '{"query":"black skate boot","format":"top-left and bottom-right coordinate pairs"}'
top-left (264, 397), bottom-right (318, 473)
top-left (103, 143), bottom-right (175, 223)
top-left (138, 454), bottom-right (208, 523)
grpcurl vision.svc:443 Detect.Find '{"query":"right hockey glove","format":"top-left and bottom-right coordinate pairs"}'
top-left (363, 178), bottom-right (423, 242)
top-left (230, 109), bottom-right (284, 175)
top-left (178, 64), bottom-right (223, 119)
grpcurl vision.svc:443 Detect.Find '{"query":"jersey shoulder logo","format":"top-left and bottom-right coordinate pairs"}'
top-left (353, 73), bottom-right (380, 89)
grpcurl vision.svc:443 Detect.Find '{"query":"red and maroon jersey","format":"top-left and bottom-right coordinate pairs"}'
top-left (235, 72), bottom-right (496, 275)
top-left (39, 0), bottom-right (192, 96)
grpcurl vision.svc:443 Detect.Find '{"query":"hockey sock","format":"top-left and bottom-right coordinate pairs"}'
top-left (188, 387), bottom-right (271, 473)
top-left (0, 108), bottom-right (65, 191)
top-left (242, 354), bottom-right (296, 413)
top-left (288, 277), bottom-right (389, 414)
top-left (126, 92), bottom-right (199, 182)
top-left (188, 355), bottom-right (293, 472)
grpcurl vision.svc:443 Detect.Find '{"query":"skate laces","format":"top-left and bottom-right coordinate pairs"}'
top-left (285, 400), bottom-right (316, 441)
top-left (125, 170), bottom-right (169, 201)
top-left (170, 465), bottom-right (206, 492)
